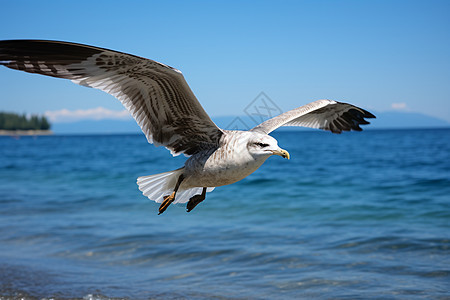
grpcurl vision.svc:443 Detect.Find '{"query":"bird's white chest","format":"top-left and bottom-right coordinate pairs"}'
top-left (183, 140), bottom-right (268, 188)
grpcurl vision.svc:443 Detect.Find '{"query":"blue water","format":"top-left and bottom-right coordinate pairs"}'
top-left (0, 129), bottom-right (449, 299)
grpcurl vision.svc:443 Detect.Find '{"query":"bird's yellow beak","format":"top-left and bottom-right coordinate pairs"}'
top-left (271, 148), bottom-right (290, 160)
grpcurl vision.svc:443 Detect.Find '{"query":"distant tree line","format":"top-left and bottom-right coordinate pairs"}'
top-left (0, 112), bottom-right (51, 130)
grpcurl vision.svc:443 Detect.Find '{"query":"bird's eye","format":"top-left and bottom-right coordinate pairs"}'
top-left (255, 142), bottom-right (269, 148)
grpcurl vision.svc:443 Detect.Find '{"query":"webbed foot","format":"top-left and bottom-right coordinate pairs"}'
top-left (158, 192), bottom-right (175, 215)
top-left (186, 187), bottom-right (207, 212)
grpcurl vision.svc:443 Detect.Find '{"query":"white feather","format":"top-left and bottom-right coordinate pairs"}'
top-left (137, 169), bottom-right (215, 204)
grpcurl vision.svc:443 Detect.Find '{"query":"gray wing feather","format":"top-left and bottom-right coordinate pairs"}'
top-left (0, 40), bottom-right (223, 156)
top-left (251, 99), bottom-right (375, 134)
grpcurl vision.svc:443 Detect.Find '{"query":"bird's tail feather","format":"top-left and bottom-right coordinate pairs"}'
top-left (137, 168), bottom-right (214, 204)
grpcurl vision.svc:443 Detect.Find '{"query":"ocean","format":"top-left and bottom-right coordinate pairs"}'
top-left (0, 129), bottom-right (448, 299)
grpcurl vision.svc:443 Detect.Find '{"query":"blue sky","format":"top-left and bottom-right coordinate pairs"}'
top-left (1, 0), bottom-right (449, 123)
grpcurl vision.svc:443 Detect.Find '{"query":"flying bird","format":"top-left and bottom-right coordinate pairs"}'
top-left (0, 40), bottom-right (375, 214)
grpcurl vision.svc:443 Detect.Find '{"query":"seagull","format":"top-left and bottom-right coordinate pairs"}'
top-left (0, 40), bottom-right (375, 214)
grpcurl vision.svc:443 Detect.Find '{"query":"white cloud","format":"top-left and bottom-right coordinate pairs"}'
top-left (391, 102), bottom-right (408, 110)
top-left (45, 107), bottom-right (131, 123)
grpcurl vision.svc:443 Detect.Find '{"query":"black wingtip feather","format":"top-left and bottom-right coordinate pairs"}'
top-left (326, 105), bottom-right (375, 134)
top-left (0, 40), bottom-right (102, 66)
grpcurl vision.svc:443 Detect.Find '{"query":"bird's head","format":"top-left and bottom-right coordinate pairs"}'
top-left (246, 133), bottom-right (290, 160)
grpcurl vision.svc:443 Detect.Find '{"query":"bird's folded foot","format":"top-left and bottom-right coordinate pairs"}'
top-left (186, 194), bottom-right (205, 212)
top-left (158, 192), bottom-right (175, 215)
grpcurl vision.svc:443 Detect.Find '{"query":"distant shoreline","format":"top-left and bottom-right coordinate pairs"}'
top-left (0, 130), bottom-right (53, 136)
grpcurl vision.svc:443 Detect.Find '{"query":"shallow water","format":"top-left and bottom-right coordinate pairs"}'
top-left (0, 129), bottom-right (449, 299)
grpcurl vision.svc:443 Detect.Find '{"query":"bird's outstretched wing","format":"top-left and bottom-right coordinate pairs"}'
top-left (251, 99), bottom-right (375, 134)
top-left (0, 40), bottom-right (223, 156)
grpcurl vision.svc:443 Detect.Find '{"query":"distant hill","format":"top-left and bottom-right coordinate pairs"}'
top-left (368, 111), bottom-right (449, 129)
top-left (51, 111), bottom-right (449, 134)
top-left (0, 112), bottom-right (51, 131)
